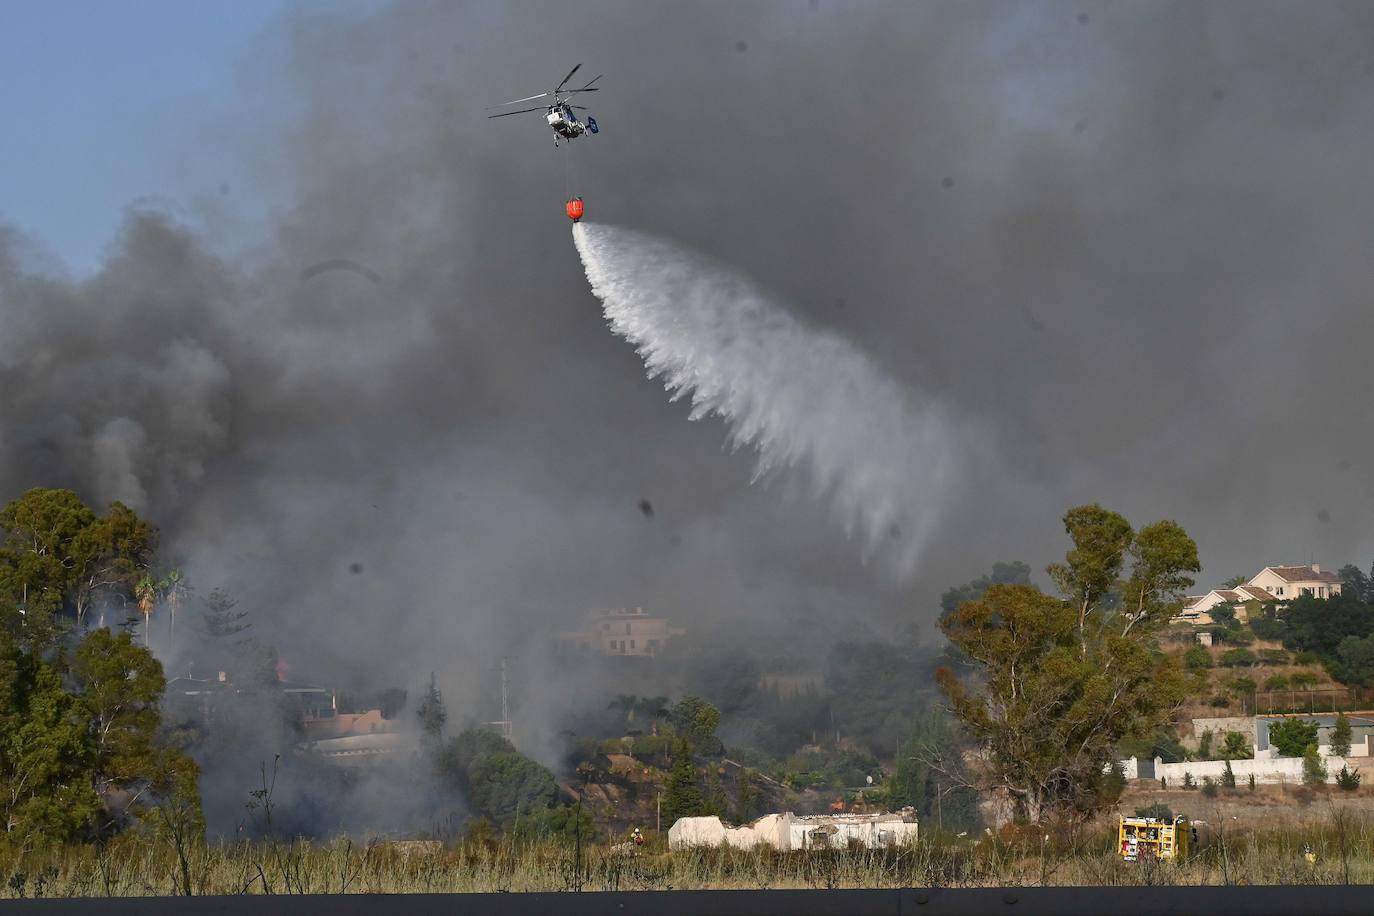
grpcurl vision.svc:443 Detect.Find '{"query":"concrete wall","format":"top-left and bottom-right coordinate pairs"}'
top-left (1141, 742), bottom-right (1369, 786)
top-left (1190, 716), bottom-right (1257, 744)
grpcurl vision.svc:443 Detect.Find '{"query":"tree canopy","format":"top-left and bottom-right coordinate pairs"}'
top-left (938, 504), bottom-right (1198, 823)
top-left (0, 488), bottom-right (156, 647)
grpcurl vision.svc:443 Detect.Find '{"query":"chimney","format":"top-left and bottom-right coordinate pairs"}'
top-left (1312, 564), bottom-right (1321, 573)
top-left (217, 671), bottom-right (226, 682)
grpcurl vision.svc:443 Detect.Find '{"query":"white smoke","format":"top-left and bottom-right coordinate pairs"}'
top-left (573, 222), bottom-right (961, 575)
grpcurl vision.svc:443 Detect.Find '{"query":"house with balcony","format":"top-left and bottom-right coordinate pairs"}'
top-left (554, 607), bottom-right (686, 657)
top-left (1173, 564), bottom-right (1343, 625)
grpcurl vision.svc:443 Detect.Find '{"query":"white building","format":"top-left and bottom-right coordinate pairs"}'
top-left (1246, 565), bottom-right (1342, 602)
top-left (1173, 564), bottom-right (1343, 625)
top-left (669, 811), bottom-right (918, 851)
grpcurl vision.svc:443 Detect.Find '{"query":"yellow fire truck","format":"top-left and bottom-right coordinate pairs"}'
top-left (1118, 815), bottom-right (1195, 861)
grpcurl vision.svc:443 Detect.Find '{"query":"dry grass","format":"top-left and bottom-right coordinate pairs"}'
top-left (4, 810), bottom-right (1374, 896)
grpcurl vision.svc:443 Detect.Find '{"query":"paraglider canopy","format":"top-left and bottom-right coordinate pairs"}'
top-left (566, 197), bottom-right (585, 222)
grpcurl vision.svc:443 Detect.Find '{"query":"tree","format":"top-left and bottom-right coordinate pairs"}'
top-left (1331, 713), bottom-right (1352, 758)
top-left (1221, 731), bottom-right (1252, 760)
top-left (0, 635), bottom-right (101, 846)
top-left (1197, 729), bottom-right (1214, 760)
top-left (1221, 759), bottom-right (1236, 789)
top-left (437, 728), bottom-right (557, 826)
top-left (1338, 565), bottom-right (1370, 603)
top-left (1045, 506), bottom-right (1136, 647)
top-left (0, 489), bottom-right (155, 641)
top-left (417, 672), bottom-right (447, 742)
top-left (162, 569), bottom-right (190, 643)
top-left (1221, 574), bottom-right (1249, 589)
top-left (662, 740), bottom-right (704, 825)
top-left (1336, 766), bottom-right (1361, 791)
top-left (135, 575), bottom-right (163, 648)
top-left (71, 629), bottom-right (196, 833)
top-left (940, 561), bottom-right (1032, 616)
top-left (1302, 743), bottom-right (1328, 787)
top-left (669, 696), bottom-right (721, 753)
top-left (939, 506), bottom-right (1197, 823)
top-left (609, 694), bottom-right (639, 727)
top-left (635, 696), bottom-right (670, 734)
top-left (1210, 604), bottom-right (1238, 629)
top-left (468, 752), bottom-right (557, 824)
top-left (1269, 719), bottom-right (1320, 757)
top-left (1335, 635), bottom-right (1374, 687)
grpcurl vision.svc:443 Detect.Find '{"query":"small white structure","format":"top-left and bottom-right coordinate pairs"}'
top-left (669, 811), bottom-right (918, 851)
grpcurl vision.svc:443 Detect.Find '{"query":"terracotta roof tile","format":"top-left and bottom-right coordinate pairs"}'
top-left (1270, 565), bottom-right (1342, 584)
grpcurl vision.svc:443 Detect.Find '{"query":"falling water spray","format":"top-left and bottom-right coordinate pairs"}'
top-left (573, 222), bottom-right (960, 575)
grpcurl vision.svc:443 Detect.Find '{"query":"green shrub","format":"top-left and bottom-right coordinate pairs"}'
top-left (1336, 766), bottom-right (1361, 791)
top-left (1269, 719), bottom-right (1320, 757)
top-left (1184, 644), bottom-right (1213, 670)
top-left (1291, 671), bottom-right (1320, 688)
top-left (1250, 617), bottom-right (1287, 641)
top-left (1259, 648), bottom-right (1289, 665)
top-left (1221, 648), bottom-right (1257, 667)
top-left (1263, 674), bottom-right (1290, 692)
top-left (1201, 776), bottom-right (1219, 797)
top-left (1183, 772), bottom-right (1196, 789)
top-left (1209, 695), bottom-right (1230, 708)
top-left (1294, 651), bottom-right (1321, 665)
top-left (1135, 802), bottom-right (1173, 820)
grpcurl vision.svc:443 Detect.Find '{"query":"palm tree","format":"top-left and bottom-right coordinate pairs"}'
top-left (609, 694), bottom-right (638, 727)
top-left (135, 575), bottom-right (164, 647)
top-left (637, 696), bottom-right (670, 735)
top-left (163, 569), bottom-right (190, 642)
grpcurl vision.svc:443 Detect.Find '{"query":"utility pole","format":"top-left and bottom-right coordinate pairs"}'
top-left (657, 790), bottom-right (662, 835)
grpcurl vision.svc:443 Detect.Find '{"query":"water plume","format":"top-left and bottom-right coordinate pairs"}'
top-left (573, 222), bottom-right (959, 575)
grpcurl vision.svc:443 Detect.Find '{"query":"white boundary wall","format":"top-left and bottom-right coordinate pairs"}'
top-left (1133, 740), bottom-right (1370, 786)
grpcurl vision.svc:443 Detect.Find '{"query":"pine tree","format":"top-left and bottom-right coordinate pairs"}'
top-left (417, 672), bottom-right (447, 742)
top-left (662, 740), bottom-right (704, 825)
top-left (1247, 773), bottom-right (1256, 792)
top-left (1331, 713), bottom-right (1352, 758)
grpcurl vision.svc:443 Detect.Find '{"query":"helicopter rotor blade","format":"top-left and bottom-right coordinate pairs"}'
top-left (560, 87), bottom-right (601, 97)
top-left (577, 74), bottom-right (603, 91)
top-left (487, 107), bottom-right (546, 118)
top-left (486, 92), bottom-right (550, 109)
top-left (554, 63), bottom-right (582, 93)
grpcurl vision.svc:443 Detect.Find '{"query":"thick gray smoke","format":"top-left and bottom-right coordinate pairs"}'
top-left (4, 0), bottom-right (1374, 830)
top-left (574, 222), bottom-right (959, 573)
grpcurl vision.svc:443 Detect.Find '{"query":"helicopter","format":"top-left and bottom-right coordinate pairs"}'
top-left (487, 64), bottom-right (602, 147)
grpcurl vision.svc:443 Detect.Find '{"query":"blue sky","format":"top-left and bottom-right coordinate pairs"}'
top-left (0, 1), bottom-right (290, 273)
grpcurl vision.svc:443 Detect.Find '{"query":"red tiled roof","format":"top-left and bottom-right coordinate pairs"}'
top-left (1269, 565), bottom-right (1342, 584)
top-left (1239, 585), bottom-right (1276, 602)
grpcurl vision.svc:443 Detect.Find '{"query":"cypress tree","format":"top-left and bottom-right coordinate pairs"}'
top-left (662, 740), bottom-right (704, 825)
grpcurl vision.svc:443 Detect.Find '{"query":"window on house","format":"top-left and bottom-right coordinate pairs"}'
top-left (630, 640), bottom-right (636, 649)
top-left (625, 623), bottom-right (631, 634)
